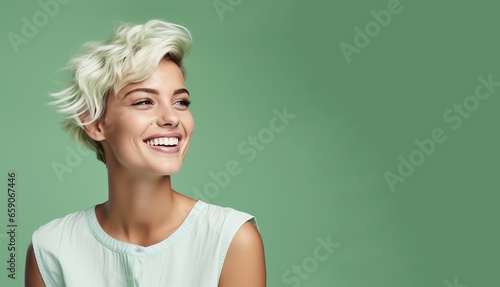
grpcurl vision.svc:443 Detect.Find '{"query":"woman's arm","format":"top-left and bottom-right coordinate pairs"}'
top-left (25, 242), bottom-right (46, 287)
top-left (219, 221), bottom-right (266, 287)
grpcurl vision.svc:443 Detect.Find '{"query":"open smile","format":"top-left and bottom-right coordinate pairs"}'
top-left (142, 133), bottom-right (182, 154)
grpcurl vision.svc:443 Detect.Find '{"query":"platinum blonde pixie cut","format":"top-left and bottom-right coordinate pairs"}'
top-left (50, 19), bottom-right (192, 164)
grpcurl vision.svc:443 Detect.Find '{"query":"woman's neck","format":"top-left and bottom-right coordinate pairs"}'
top-left (95, 165), bottom-right (197, 246)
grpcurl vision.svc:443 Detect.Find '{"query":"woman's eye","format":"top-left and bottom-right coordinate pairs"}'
top-left (175, 99), bottom-right (191, 107)
top-left (132, 99), bottom-right (153, 106)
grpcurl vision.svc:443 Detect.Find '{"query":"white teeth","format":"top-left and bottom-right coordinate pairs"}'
top-left (145, 137), bottom-right (179, 146)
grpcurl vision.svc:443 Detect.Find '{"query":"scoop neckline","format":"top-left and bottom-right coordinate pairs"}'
top-left (85, 200), bottom-right (206, 257)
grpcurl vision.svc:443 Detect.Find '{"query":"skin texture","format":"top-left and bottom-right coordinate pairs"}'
top-left (219, 221), bottom-right (267, 287)
top-left (25, 244), bottom-right (45, 287)
top-left (25, 59), bottom-right (266, 286)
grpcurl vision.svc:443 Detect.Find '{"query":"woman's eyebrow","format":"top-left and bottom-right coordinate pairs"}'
top-left (122, 87), bottom-right (190, 98)
top-left (123, 88), bottom-right (158, 98)
top-left (173, 88), bottom-right (190, 96)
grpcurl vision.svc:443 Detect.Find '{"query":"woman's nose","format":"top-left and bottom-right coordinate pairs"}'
top-left (156, 103), bottom-right (180, 127)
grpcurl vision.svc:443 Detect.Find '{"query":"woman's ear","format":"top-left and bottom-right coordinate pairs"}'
top-left (81, 113), bottom-right (106, 142)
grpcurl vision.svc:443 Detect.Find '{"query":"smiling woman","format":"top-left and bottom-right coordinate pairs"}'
top-left (24, 20), bottom-right (266, 287)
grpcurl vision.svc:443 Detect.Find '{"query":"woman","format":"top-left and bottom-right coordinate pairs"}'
top-left (25, 19), bottom-right (266, 287)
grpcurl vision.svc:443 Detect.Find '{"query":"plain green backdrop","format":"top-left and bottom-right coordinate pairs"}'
top-left (1, 0), bottom-right (499, 286)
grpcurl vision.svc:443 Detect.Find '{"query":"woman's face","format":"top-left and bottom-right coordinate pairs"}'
top-left (96, 59), bottom-right (194, 176)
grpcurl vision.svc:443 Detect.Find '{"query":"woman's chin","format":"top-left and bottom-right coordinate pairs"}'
top-left (149, 164), bottom-right (183, 176)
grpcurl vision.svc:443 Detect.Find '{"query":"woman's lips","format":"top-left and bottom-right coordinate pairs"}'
top-left (142, 132), bottom-right (183, 154)
top-left (146, 143), bottom-right (180, 153)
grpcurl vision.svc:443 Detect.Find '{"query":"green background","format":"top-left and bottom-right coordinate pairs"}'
top-left (1, 0), bottom-right (498, 286)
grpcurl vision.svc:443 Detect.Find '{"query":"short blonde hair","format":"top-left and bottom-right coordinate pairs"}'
top-left (50, 19), bottom-right (192, 163)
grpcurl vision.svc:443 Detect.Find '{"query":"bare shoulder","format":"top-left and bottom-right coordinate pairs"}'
top-left (219, 220), bottom-right (266, 287)
top-left (25, 242), bottom-right (46, 287)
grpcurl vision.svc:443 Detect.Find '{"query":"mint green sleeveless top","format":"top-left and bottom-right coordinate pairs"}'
top-left (32, 201), bottom-right (257, 287)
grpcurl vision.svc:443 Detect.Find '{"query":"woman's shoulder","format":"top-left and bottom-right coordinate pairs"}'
top-left (199, 200), bottom-right (253, 216)
top-left (35, 208), bottom-right (90, 232)
top-left (191, 201), bottom-right (261, 276)
top-left (30, 208), bottom-right (94, 286)
top-left (176, 193), bottom-right (257, 227)
top-left (195, 200), bottom-right (259, 232)
top-left (32, 207), bottom-right (93, 249)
